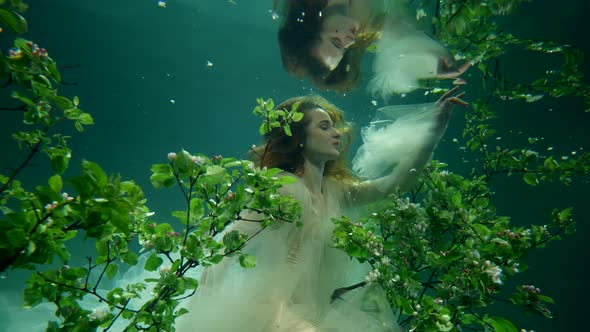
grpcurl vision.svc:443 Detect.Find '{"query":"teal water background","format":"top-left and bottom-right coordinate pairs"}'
top-left (1, 0), bottom-right (589, 331)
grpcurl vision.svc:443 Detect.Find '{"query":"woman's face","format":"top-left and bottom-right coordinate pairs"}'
top-left (312, 14), bottom-right (359, 70)
top-left (302, 108), bottom-right (342, 162)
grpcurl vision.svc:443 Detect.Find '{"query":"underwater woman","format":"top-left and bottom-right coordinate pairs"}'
top-left (275, 0), bottom-right (470, 98)
top-left (174, 87), bottom-right (467, 331)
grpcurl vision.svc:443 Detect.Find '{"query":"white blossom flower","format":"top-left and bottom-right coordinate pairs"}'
top-left (364, 269), bottom-right (381, 283)
top-left (89, 307), bottom-right (108, 321)
top-left (192, 155), bottom-right (206, 165)
top-left (485, 265), bottom-right (503, 285)
top-left (159, 265), bottom-right (170, 275)
top-left (167, 152), bottom-right (177, 161)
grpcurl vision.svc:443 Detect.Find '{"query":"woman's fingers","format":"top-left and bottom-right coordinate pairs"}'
top-left (455, 61), bottom-right (471, 75)
top-left (440, 86), bottom-right (460, 100)
top-left (438, 89), bottom-right (468, 107)
top-left (437, 60), bottom-right (471, 81)
top-left (450, 97), bottom-right (469, 107)
top-left (452, 78), bottom-right (467, 85)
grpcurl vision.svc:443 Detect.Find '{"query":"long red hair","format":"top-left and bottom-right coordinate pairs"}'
top-left (251, 95), bottom-right (357, 183)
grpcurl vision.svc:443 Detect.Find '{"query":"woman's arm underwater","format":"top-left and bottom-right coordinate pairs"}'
top-left (346, 87), bottom-right (468, 206)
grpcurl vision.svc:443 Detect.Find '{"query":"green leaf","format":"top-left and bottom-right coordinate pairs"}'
top-left (259, 123), bottom-right (268, 136)
top-left (538, 294), bottom-right (555, 303)
top-left (523, 173), bottom-right (539, 186)
top-left (6, 228), bottom-right (26, 247)
top-left (145, 254), bottom-right (163, 272)
top-left (23, 285), bottom-right (43, 307)
top-left (48, 174), bottom-right (63, 193)
top-left (82, 161), bottom-right (107, 188)
top-left (291, 111), bottom-right (304, 122)
top-left (0, 9), bottom-right (27, 34)
top-left (265, 98), bottom-right (274, 111)
top-left (77, 113), bottom-right (94, 125)
top-left (150, 171), bottom-right (175, 189)
top-left (485, 316), bottom-right (518, 332)
top-left (122, 251), bottom-right (139, 265)
top-left (201, 165), bottom-right (226, 184)
top-left (25, 240), bottom-right (36, 255)
top-left (11, 91), bottom-right (35, 107)
top-left (172, 210), bottom-right (188, 224)
top-left (283, 125), bottom-right (292, 136)
top-left (54, 96), bottom-right (73, 109)
top-left (450, 192), bottom-right (462, 206)
top-left (106, 263), bottom-right (118, 280)
top-left (50, 154), bottom-right (69, 174)
top-left (190, 198), bottom-right (205, 221)
top-left (239, 253), bottom-right (256, 268)
top-left (365, 43), bottom-right (378, 53)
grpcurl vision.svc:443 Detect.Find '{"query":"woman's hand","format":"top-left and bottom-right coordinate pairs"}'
top-left (436, 58), bottom-right (471, 85)
top-left (434, 86), bottom-right (468, 130)
top-left (436, 86), bottom-right (468, 108)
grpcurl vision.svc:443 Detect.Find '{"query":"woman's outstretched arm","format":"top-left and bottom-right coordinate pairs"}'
top-left (346, 87), bottom-right (467, 206)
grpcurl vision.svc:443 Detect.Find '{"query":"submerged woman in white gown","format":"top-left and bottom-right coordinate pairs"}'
top-left (277, 0), bottom-right (470, 98)
top-left (0, 89), bottom-right (466, 331)
top-left (174, 88), bottom-right (467, 331)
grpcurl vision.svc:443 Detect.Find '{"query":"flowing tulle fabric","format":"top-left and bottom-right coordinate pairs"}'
top-left (353, 102), bottom-right (440, 180)
top-left (367, 20), bottom-right (448, 98)
top-left (174, 177), bottom-right (399, 331)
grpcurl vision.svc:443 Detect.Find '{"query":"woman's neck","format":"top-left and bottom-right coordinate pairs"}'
top-left (301, 158), bottom-right (325, 196)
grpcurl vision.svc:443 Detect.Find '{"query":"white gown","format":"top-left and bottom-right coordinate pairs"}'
top-left (174, 102), bottom-right (441, 331)
top-left (174, 175), bottom-right (400, 332)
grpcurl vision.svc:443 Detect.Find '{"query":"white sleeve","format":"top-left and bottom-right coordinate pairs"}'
top-left (349, 102), bottom-right (447, 204)
top-left (368, 20), bottom-right (449, 98)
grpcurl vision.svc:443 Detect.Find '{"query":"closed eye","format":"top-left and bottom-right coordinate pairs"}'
top-left (319, 120), bottom-right (334, 130)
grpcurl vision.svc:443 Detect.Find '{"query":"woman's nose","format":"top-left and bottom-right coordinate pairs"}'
top-left (333, 128), bottom-right (342, 138)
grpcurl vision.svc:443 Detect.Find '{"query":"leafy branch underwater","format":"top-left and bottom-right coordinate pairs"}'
top-left (1, 1), bottom-right (588, 331)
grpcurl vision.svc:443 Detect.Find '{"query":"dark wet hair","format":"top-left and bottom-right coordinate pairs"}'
top-left (277, 0), bottom-right (332, 80)
top-left (251, 95), bottom-right (355, 181)
top-left (277, 0), bottom-right (379, 92)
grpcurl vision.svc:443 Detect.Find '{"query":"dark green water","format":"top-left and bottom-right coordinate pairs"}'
top-left (1, 0), bottom-right (588, 331)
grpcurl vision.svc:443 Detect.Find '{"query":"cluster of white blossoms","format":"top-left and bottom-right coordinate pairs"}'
top-left (397, 197), bottom-right (420, 211)
top-left (439, 170), bottom-right (450, 177)
top-left (167, 151), bottom-right (206, 165)
top-left (388, 274), bottom-right (401, 286)
top-left (365, 269), bottom-right (381, 283)
top-left (521, 285), bottom-right (541, 294)
top-left (89, 307), bottom-right (108, 322)
top-left (484, 260), bottom-right (503, 285)
top-left (159, 265), bottom-right (171, 275)
top-left (364, 232), bottom-right (383, 257)
top-left (44, 200), bottom-right (59, 212)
